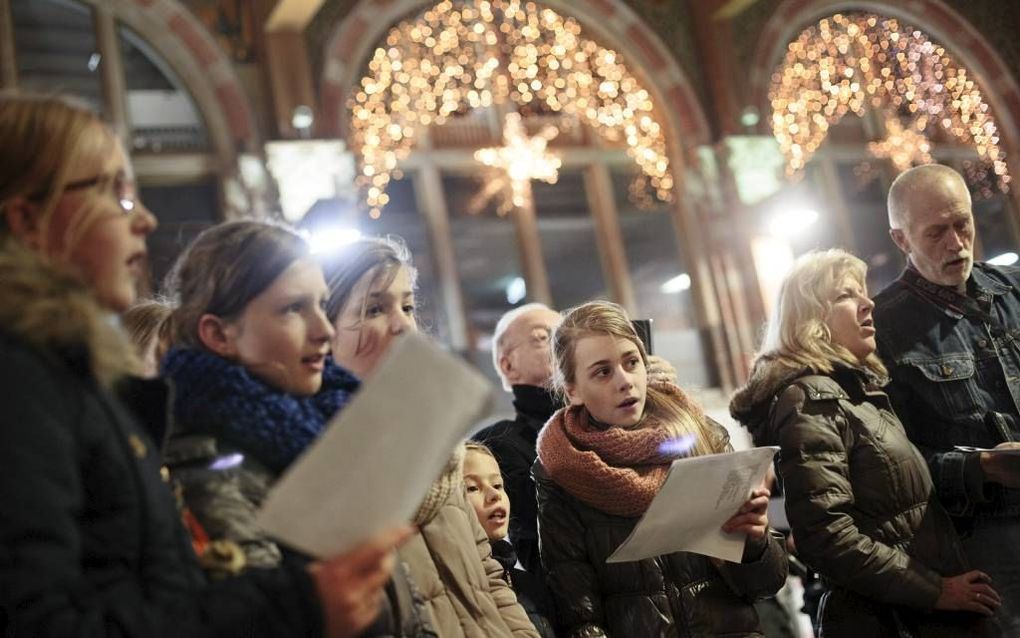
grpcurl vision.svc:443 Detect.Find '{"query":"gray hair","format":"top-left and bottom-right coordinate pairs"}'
top-left (887, 164), bottom-right (969, 230)
top-left (492, 302), bottom-right (555, 391)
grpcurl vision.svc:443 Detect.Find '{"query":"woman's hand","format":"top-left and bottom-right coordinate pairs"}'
top-left (935, 571), bottom-right (1001, 616)
top-left (721, 487), bottom-right (770, 541)
top-left (310, 525), bottom-right (414, 638)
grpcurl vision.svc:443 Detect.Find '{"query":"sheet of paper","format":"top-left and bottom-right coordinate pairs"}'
top-left (954, 445), bottom-right (1020, 455)
top-left (256, 333), bottom-right (494, 558)
top-left (606, 446), bottom-right (779, 564)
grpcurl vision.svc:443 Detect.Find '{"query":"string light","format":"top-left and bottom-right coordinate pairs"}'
top-left (769, 12), bottom-right (1009, 189)
top-left (867, 115), bottom-right (933, 172)
top-left (473, 112), bottom-right (561, 213)
top-left (350, 0), bottom-right (674, 217)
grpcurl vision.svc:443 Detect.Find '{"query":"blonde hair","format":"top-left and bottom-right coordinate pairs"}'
top-left (463, 440), bottom-right (496, 461)
top-left (552, 300), bottom-right (723, 456)
top-left (122, 298), bottom-right (173, 361)
top-left (757, 249), bottom-right (887, 378)
top-left (0, 92), bottom-right (120, 258)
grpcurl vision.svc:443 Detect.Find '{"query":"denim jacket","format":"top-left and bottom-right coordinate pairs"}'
top-left (874, 263), bottom-right (1020, 520)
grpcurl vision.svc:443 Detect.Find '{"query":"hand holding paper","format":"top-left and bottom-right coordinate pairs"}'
top-left (606, 446), bottom-right (779, 564)
top-left (721, 487), bottom-right (771, 540)
top-left (967, 442), bottom-right (1020, 490)
top-left (256, 334), bottom-right (494, 558)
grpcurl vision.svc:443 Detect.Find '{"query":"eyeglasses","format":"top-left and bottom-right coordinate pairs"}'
top-left (62, 173), bottom-right (139, 214)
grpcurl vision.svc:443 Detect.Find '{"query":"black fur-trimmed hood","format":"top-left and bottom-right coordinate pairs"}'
top-left (729, 355), bottom-right (808, 444)
top-left (0, 239), bottom-right (138, 387)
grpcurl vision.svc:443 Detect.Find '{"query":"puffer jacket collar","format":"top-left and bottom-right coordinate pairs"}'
top-left (729, 355), bottom-right (807, 443)
top-left (730, 355), bottom-right (881, 444)
top-left (0, 239), bottom-right (137, 387)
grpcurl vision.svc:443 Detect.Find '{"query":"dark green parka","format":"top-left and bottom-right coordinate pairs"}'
top-left (730, 359), bottom-right (996, 637)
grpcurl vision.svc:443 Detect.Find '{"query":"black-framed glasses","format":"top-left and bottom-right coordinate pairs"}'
top-left (63, 173), bottom-right (139, 214)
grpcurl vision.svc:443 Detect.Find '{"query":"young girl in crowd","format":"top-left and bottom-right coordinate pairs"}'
top-left (730, 249), bottom-right (1000, 637)
top-left (463, 442), bottom-right (558, 638)
top-left (161, 220), bottom-right (432, 635)
top-left (535, 300), bottom-right (787, 637)
top-left (323, 236), bottom-right (539, 637)
top-left (0, 92), bottom-right (405, 638)
top-left (122, 297), bottom-right (172, 377)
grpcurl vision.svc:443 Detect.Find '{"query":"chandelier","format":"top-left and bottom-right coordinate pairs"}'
top-left (769, 13), bottom-right (1009, 187)
top-left (350, 0), bottom-right (674, 217)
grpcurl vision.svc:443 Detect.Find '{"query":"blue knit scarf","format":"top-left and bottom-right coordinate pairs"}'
top-left (162, 347), bottom-right (360, 474)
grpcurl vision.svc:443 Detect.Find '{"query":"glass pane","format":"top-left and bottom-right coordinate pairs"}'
top-left (961, 161), bottom-right (1020, 262)
top-left (141, 180), bottom-right (219, 286)
top-left (787, 162), bottom-right (846, 255)
top-left (534, 171), bottom-right (608, 308)
top-left (119, 25), bottom-right (209, 152)
top-left (444, 174), bottom-right (524, 379)
top-left (834, 160), bottom-right (903, 292)
top-left (355, 177), bottom-right (447, 346)
top-left (613, 169), bottom-right (714, 388)
top-left (12, 0), bottom-right (103, 112)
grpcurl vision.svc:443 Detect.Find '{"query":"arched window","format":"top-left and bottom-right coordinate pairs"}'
top-left (323, 0), bottom-right (717, 387)
top-left (767, 11), bottom-right (1018, 290)
top-left (2, 0), bottom-right (255, 284)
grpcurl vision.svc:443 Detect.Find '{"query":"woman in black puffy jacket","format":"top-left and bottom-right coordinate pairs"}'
top-left (0, 92), bottom-right (408, 638)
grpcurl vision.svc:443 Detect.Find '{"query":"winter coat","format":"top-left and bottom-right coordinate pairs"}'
top-left (163, 348), bottom-right (434, 637)
top-left (491, 539), bottom-right (559, 638)
top-left (533, 416), bottom-right (788, 638)
top-left (730, 359), bottom-right (995, 637)
top-left (0, 241), bottom-right (323, 637)
top-left (398, 456), bottom-right (540, 638)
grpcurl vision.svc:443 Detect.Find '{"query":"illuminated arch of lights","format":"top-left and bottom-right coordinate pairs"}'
top-left (350, 0), bottom-right (674, 218)
top-left (769, 12), bottom-right (1009, 186)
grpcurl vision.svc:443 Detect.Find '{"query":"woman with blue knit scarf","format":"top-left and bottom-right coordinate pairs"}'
top-left (161, 220), bottom-right (433, 637)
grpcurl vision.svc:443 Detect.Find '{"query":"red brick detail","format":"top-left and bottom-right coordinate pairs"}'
top-left (588, 0), bottom-right (616, 19)
top-left (216, 84), bottom-right (252, 142)
top-left (921, 1), bottom-right (964, 37)
top-left (625, 23), bottom-right (666, 71)
top-left (168, 12), bottom-right (219, 68)
top-left (781, 0), bottom-right (814, 22)
top-left (665, 84), bottom-right (698, 138)
top-left (333, 16), bottom-right (369, 64)
top-left (970, 43), bottom-right (1001, 81)
top-left (1004, 92), bottom-right (1020, 126)
top-left (320, 83), bottom-right (344, 138)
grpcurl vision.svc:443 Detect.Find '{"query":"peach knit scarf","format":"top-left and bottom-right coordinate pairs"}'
top-left (536, 382), bottom-right (703, 517)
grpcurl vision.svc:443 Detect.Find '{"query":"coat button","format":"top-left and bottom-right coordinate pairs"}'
top-left (128, 434), bottom-right (147, 459)
top-left (160, 466), bottom-right (171, 483)
top-left (978, 339), bottom-right (989, 348)
top-left (941, 364), bottom-right (954, 377)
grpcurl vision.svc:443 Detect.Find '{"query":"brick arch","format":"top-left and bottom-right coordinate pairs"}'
top-left (104, 0), bottom-right (261, 159)
top-left (318, 0), bottom-right (711, 168)
top-left (748, 0), bottom-right (1020, 170)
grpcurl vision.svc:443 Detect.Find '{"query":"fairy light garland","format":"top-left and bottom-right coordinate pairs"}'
top-left (350, 0), bottom-right (674, 218)
top-left (769, 12), bottom-right (1009, 187)
top-left (868, 115), bottom-right (933, 172)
